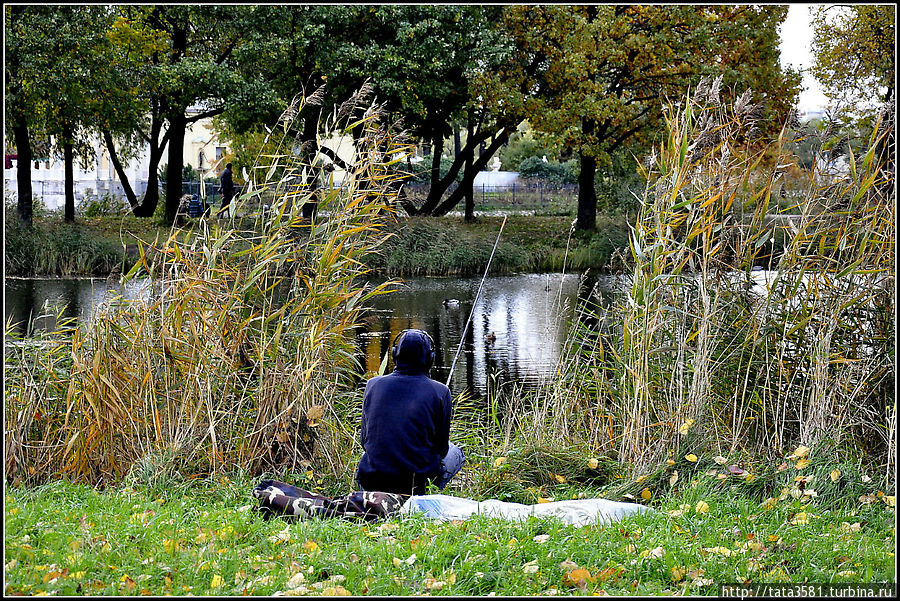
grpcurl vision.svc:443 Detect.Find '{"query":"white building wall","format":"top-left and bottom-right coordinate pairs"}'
top-left (3, 116), bottom-right (226, 212)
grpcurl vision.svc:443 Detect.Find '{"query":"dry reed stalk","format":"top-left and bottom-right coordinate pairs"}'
top-left (3, 86), bottom-right (414, 485)
top-left (538, 78), bottom-right (894, 476)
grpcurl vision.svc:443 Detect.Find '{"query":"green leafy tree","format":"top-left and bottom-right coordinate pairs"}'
top-left (220, 6), bottom-right (510, 222)
top-left (5, 6), bottom-right (44, 228)
top-left (812, 5), bottom-right (895, 108)
top-left (99, 5), bottom-right (280, 223)
top-left (501, 5), bottom-right (800, 230)
top-left (34, 6), bottom-right (114, 222)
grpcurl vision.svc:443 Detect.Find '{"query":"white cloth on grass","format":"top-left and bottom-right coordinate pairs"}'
top-left (400, 494), bottom-right (652, 527)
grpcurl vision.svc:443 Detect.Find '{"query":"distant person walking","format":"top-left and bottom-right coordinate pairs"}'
top-left (218, 162), bottom-right (235, 217)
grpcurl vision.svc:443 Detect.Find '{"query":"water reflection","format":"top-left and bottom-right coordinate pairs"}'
top-left (356, 273), bottom-right (620, 395)
top-left (4, 277), bottom-right (151, 335)
top-left (4, 273), bottom-right (622, 397)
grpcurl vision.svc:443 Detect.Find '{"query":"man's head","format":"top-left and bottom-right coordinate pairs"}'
top-left (225, 162), bottom-right (232, 170)
top-left (391, 329), bottom-right (435, 374)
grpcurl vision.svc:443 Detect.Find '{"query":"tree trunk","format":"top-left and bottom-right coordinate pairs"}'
top-left (424, 132), bottom-right (444, 208)
top-left (576, 151), bottom-right (597, 231)
top-left (433, 130), bottom-right (510, 216)
top-left (463, 112), bottom-right (475, 222)
top-left (163, 22), bottom-right (189, 225)
top-left (576, 118), bottom-right (598, 231)
top-left (13, 117), bottom-right (33, 228)
top-left (103, 130), bottom-right (163, 218)
top-left (165, 109), bottom-right (187, 224)
top-left (63, 137), bottom-right (75, 223)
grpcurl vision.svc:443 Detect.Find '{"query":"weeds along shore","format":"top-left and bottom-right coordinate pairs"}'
top-left (4, 83), bottom-right (895, 499)
top-left (2, 211), bottom-right (637, 278)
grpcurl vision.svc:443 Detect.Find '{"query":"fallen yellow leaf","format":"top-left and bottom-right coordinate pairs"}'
top-left (210, 574), bottom-right (224, 589)
top-left (493, 457), bottom-right (507, 468)
top-left (588, 458), bottom-right (599, 470)
top-left (795, 458), bottom-right (810, 469)
top-left (596, 567), bottom-right (623, 582)
top-left (840, 522), bottom-right (861, 533)
top-left (685, 454), bottom-right (698, 463)
top-left (678, 419), bottom-right (695, 435)
top-left (563, 568), bottom-right (594, 587)
top-left (695, 500), bottom-right (710, 514)
top-left (322, 586), bottom-right (351, 596)
top-left (669, 471), bottom-right (679, 486)
top-left (641, 488), bottom-right (652, 500)
top-left (790, 445), bottom-right (810, 459)
top-left (830, 469), bottom-right (841, 482)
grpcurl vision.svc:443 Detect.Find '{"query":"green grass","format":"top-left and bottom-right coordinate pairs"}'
top-left (367, 214), bottom-right (633, 276)
top-left (4, 212), bottom-right (634, 278)
top-left (3, 210), bottom-right (174, 277)
top-left (5, 466), bottom-right (894, 596)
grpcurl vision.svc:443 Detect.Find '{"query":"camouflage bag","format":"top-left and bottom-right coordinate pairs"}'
top-left (252, 479), bottom-right (408, 522)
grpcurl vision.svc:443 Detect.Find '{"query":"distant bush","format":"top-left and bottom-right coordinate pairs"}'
top-left (499, 130), bottom-right (555, 170)
top-left (517, 156), bottom-right (579, 184)
top-left (81, 191), bottom-right (127, 218)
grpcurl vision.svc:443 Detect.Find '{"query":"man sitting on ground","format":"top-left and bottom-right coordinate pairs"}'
top-left (356, 329), bottom-right (465, 496)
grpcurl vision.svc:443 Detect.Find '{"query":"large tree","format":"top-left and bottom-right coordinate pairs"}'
top-left (499, 5), bottom-right (800, 230)
top-left (812, 5), bottom-right (895, 109)
top-left (5, 6), bottom-right (43, 228)
top-left (99, 5), bottom-right (280, 223)
top-left (35, 6), bottom-right (115, 222)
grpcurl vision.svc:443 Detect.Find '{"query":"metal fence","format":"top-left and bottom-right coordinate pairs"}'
top-left (176, 180), bottom-right (221, 199)
top-left (403, 181), bottom-right (579, 212)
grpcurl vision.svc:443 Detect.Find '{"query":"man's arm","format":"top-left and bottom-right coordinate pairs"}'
top-left (435, 387), bottom-right (452, 458)
top-left (359, 381), bottom-right (372, 449)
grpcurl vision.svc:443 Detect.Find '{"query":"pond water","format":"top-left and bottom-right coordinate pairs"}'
top-left (4, 273), bottom-right (621, 396)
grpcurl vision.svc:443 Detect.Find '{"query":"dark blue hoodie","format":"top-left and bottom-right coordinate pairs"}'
top-left (356, 330), bottom-right (452, 495)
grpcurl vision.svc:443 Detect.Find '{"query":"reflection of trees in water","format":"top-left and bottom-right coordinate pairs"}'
top-left (351, 274), bottom-right (623, 398)
top-left (5, 279), bottom-right (83, 335)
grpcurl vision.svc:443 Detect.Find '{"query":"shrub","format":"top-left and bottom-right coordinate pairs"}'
top-left (517, 156), bottom-right (578, 184)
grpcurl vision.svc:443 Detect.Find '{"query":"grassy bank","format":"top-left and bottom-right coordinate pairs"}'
top-left (3, 211), bottom-right (634, 278)
top-left (367, 214), bottom-right (633, 277)
top-left (2, 213), bottom-right (163, 277)
top-left (4, 464), bottom-right (894, 596)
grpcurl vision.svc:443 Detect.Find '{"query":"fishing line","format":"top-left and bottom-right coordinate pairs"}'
top-left (445, 216), bottom-right (507, 388)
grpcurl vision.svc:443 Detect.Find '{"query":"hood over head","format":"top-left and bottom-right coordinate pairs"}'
top-left (393, 329), bottom-right (434, 375)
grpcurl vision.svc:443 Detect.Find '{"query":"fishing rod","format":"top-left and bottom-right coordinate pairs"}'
top-left (445, 216), bottom-right (507, 388)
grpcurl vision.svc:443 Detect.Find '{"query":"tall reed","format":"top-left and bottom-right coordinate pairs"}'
top-left (520, 77), bottom-right (895, 479)
top-left (4, 86), bottom-right (412, 485)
